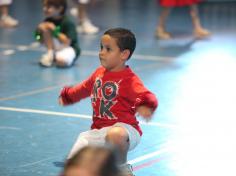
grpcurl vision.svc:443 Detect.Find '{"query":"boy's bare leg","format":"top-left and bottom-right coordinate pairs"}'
top-left (41, 29), bottom-right (54, 51)
top-left (106, 126), bottom-right (129, 164)
top-left (156, 7), bottom-right (171, 39)
top-left (78, 3), bottom-right (87, 24)
top-left (38, 27), bottom-right (54, 66)
top-left (190, 4), bottom-right (210, 38)
top-left (106, 126), bottom-right (134, 176)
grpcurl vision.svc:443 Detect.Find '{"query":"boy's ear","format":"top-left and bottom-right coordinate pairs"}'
top-left (121, 49), bottom-right (130, 61)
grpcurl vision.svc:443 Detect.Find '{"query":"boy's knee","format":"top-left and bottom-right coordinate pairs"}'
top-left (106, 126), bottom-right (129, 146)
top-left (38, 23), bottom-right (50, 32)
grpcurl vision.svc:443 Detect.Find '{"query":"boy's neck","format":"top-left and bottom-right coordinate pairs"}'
top-left (107, 65), bottom-right (127, 72)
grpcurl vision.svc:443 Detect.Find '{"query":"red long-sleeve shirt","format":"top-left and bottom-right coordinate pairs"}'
top-left (60, 66), bottom-right (158, 136)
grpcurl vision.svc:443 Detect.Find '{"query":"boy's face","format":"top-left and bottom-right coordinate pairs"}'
top-left (43, 4), bottom-right (62, 18)
top-left (99, 34), bottom-right (129, 71)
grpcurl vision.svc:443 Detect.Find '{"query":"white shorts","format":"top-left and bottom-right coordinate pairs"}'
top-left (0, 0), bottom-right (12, 6)
top-left (53, 39), bottom-right (76, 66)
top-left (67, 122), bottom-right (141, 159)
top-left (55, 47), bottom-right (76, 66)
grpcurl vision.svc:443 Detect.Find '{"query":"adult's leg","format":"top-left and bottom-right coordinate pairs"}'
top-left (190, 4), bottom-right (210, 38)
top-left (156, 7), bottom-right (172, 39)
top-left (0, 0), bottom-right (18, 27)
top-left (76, 0), bottom-right (99, 34)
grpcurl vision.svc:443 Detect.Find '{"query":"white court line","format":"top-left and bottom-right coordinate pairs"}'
top-left (2, 49), bottom-right (15, 56)
top-left (0, 126), bottom-right (22, 130)
top-left (0, 106), bottom-right (91, 119)
top-left (128, 147), bottom-right (170, 164)
top-left (16, 157), bottom-right (56, 168)
top-left (0, 43), bottom-right (173, 61)
top-left (0, 106), bottom-right (178, 128)
top-left (0, 85), bottom-right (62, 101)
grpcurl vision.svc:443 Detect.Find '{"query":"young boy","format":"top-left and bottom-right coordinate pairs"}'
top-left (35, 0), bottom-right (80, 67)
top-left (59, 28), bottom-right (158, 175)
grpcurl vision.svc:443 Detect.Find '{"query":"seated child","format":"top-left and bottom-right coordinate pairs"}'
top-left (35, 0), bottom-right (80, 67)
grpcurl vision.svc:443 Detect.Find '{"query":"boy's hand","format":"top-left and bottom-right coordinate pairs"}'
top-left (136, 105), bottom-right (154, 121)
top-left (58, 97), bottom-right (65, 106)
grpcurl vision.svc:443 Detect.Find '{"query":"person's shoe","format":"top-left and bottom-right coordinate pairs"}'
top-left (77, 20), bottom-right (99, 34)
top-left (39, 51), bottom-right (54, 67)
top-left (119, 164), bottom-right (135, 176)
top-left (194, 28), bottom-right (211, 39)
top-left (155, 27), bottom-right (171, 39)
top-left (0, 15), bottom-right (19, 27)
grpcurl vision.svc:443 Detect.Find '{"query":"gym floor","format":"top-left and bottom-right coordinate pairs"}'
top-left (1, 0), bottom-right (236, 175)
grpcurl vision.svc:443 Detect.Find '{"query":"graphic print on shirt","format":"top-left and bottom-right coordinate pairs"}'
top-left (92, 77), bottom-right (119, 119)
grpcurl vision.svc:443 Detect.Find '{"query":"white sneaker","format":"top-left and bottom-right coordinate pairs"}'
top-left (119, 164), bottom-right (135, 176)
top-left (39, 51), bottom-right (54, 67)
top-left (0, 15), bottom-right (19, 27)
top-left (77, 20), bottom-right (99, 34)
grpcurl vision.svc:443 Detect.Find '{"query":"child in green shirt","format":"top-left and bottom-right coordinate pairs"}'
top-left (35, 0), bottom-right (80, 67)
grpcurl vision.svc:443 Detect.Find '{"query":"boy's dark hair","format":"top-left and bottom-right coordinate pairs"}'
top-left (43, 0), bottom-right (67, 15)
top-left (104, 28), bottom-right (136, 60)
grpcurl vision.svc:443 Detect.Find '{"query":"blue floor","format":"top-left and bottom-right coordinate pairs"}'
top-left (1, 0), bottom-right (236, 176)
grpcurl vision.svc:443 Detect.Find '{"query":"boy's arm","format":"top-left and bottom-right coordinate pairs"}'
top-left (57, 33), bottom-right (71, 46)
top-left (59, 74), bottom-right (94, 105)
top-left (59, 19), bottom-right (77, 46)
top-left (135, 91), bottom-right (158, 110)
top-left (135, 93), bottom-right (158, 120)
top-left (35, 21), bottom-right (72, 46)
top-left (46, 22), bottom-right (72, 46)
top-left (131, 77), bottom-right (158, 117)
